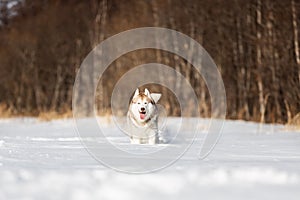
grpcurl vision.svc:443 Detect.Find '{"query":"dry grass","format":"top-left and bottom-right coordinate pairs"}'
top-left (286, 112), bottom-right (300, 131)
top-left (0, 102), bottom-right (113, 122)
top-left (0, 103), bottom-right (16, 118)
top-left (0, 103), bottom-right (73, 121)
top-left (38, 109), bottom-right (73, 121)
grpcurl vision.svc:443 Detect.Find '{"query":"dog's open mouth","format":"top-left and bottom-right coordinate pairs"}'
top-left (139, 111), bottom-right (146, 120)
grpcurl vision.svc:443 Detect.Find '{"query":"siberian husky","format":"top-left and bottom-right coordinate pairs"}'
top-left (127, 88), bottom-right (161, 144)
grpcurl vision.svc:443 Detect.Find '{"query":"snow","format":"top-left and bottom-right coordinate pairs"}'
top-left (0, 117), bottom-right (300, 200)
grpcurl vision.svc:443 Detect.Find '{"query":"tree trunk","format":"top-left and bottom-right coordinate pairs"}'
top-left (256, 0), bottom-right (266, 123)
top-left (291, 0), bottom-right (300, 85)
top-left (51, 65), bottom-right (63, 111)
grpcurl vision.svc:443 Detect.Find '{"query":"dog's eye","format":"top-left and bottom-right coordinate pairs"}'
top-left (144, 102), bottom-right (147, 104)
top-left (137, 102), bottom-right (141, 104)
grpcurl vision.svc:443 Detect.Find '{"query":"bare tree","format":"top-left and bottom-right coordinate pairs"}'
top-left (0, 0), bottom-right (299, 123)
top-left (291, 0), bottom-right (300, 85)
top-left (256, 0), bottom-right (267, 123)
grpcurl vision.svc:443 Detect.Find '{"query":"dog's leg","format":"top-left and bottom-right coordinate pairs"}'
top-left (148, 134), bottom-right (159, 145)
top-left (148, 137), bottom-right (156, 145)
top-left (131, 137), bottom-right (141, 144)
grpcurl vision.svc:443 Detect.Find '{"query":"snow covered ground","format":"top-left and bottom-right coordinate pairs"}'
top-left (0, 117), bottom-right (300, 200)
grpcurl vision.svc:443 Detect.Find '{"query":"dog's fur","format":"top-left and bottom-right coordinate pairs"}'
top-left (127, 88), bottom-right (161, 144)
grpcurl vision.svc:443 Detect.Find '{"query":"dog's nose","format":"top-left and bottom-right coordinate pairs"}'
top-left (141, 107), bottom-right (145, 111)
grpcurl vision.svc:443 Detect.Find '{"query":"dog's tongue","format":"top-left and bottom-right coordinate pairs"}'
top-left (140, 113), bottom-right (145, 120)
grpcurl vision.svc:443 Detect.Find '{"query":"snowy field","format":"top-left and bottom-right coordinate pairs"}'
top-left (0, 117), bottom-right (300, 200)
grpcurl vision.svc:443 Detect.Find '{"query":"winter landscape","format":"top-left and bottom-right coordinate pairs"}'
top-left (0, 117), bottom-right (299, 200)
top-left (1, 0), bottom-right (300, 199)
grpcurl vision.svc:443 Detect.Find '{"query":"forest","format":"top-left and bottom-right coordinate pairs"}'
top-left (0, 0), bottom-right (300, 123)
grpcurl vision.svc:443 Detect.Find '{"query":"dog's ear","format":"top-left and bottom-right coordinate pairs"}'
top-left (150, 93), bottom-right (161, 103)
top-left (133, 88), bottom-right (139, 98)
top-left (144, 88), bottom-right (151, 97)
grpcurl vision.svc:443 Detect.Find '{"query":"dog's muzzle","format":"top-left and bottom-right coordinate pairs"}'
top-left (139, 107), bottom-right (146, 119)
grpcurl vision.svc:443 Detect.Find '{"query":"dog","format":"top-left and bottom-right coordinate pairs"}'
top-left (127, 88), bottom-right (161, 144)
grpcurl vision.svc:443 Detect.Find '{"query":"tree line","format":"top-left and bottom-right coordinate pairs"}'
top-left (0, 0), bottom-right (299, 123)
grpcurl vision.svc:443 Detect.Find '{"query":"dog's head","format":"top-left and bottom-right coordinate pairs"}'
top-left (130, 88), bottom-right (161, 122)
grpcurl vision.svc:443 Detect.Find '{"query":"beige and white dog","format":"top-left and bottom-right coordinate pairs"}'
top-left (127, 88), bottom-right (161, 144)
